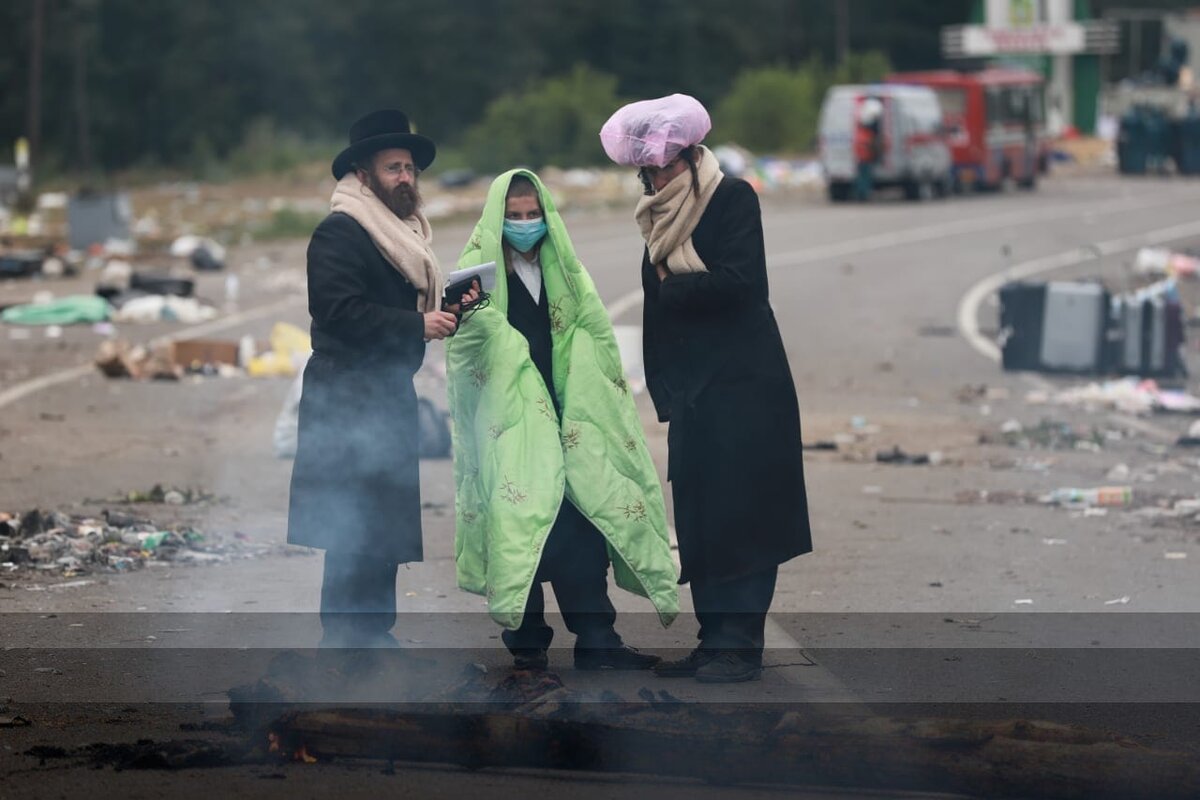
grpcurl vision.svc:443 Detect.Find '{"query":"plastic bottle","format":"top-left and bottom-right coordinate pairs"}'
top-left (1044, 487), bottom-right (1133, 507)
top-left (224, 274), bottom-right (240, 311)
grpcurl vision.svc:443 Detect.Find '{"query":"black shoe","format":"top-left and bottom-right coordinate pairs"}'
top-left (512, 649), bottom-right (549, 671)
top-left (653, 648), bottom-right (717, 678)
top-left (694, 651), bottom-right (762, 684)
top-left (574, 644), bottom-right (661, 671)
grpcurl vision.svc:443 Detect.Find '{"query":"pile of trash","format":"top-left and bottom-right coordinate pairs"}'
top-left (1135, 247), bottom-right (1199, 280)
top-left (983, 418), bottom-right (1110, 452)
top-left (0, 504), bottom-right (269, 576)
top-left (1026, 378), bottom-right (1200, 416)
top-left (95, 322), bottom-right (311, 382)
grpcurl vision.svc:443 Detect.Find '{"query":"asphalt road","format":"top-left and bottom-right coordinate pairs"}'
top-left (3, 172), bottom-right (1200, 797)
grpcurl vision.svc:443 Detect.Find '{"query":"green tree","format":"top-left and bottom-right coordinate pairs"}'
top-left (712, 64), bottom-right (823, 153)
top-left (828, 50), bottom-right (893, 88)
top-left (461, 65), bottom-right (622, 172)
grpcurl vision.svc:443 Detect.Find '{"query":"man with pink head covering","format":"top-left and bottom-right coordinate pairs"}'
top-left (601, 96), bottom-right (813, 683)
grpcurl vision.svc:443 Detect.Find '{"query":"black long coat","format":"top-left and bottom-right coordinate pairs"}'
top-left (287, 212), bottom-right (427, 561)
top-left (642, 177), bottom-right (812, 585)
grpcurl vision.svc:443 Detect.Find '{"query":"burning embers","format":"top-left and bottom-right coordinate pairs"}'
top-left (267, 731), bottom-right (318, 764)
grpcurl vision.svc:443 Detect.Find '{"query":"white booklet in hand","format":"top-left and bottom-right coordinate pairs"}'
top-left (444, 261), bottom-right (497, 303)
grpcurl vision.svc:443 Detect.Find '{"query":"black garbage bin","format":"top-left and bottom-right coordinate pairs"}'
top-left (1173, 113), bottom-right (1200, 175)
top-left (1144, 108), bottom-right (1171, 174)
top-left (1117, 110), bottom-right (1148, 175)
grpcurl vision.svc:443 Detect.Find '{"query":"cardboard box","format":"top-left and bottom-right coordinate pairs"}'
top-left (171, 339), bottom-right (239, 368)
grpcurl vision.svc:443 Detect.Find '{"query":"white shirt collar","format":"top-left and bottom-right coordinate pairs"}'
top-left (510, 248), bottom-right (542, 304)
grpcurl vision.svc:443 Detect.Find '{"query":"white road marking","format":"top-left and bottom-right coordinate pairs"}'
top-left (0, 296), bottom-right (304, 411)
top-left (608, 190), bottom-right (1200, 323)
top-left (957, 218), bottom-right (1200, 362)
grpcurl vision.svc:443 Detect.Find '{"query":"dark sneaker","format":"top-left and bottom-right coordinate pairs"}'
top-left (694, 651), bottom-right (762, 684)
top-left (574, 645), bottom-right (661, 671)
top-left (512, 649), bottom-right (549, 671)
top-left (653, 648), bottom-right (718, 678)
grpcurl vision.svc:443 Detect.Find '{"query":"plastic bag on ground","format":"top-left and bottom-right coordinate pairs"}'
top-left (273, 357), bottom-right (308, 458)
top-left (247, 322), bottom-right (312, 377)
top-left (1, 295), bottom-right (109, 326)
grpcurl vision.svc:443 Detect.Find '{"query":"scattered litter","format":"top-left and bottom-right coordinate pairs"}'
top-left (1134, 247), bottom-right (1198, 279)
top-left (1014, 599), bottom-right (1034, 605)
top-left (876, 446), bottom-right (933, 465)
top-left (92, 484), bottom-right (216, 505)
top-left (0, 507), bottom-right (269, 576)
top-left (1027, 378), bottom-right (1151, 416)
top-left (170, 235), bottom-right (227, 270)
top-left (0, 251), bottom-right (46, 280)
top-left (246, 323), bottom-right (310, 378)
top-left (954, 489), bottom-right (1034, 506)
top-left (111, 295), bottom-right (217, 324)
top-left (1, 295), bottom-right (109, 326)
top-left (1104, 596), bottom-right (1131, 605)
top-left (1041, 486), bottom-right (1133, 508)
top-left (1165, 552), bottom-right (1188, 560)
top-left (1042, 538), bottom-right (1068, 545)
top-left (1074, 507), bottom-right (1109, 518)
top-left (1106, 464), bottom-right (1131, 481)
top-left (1176, 420), bottom-right (1200, 447)
top-left (982, 418), bottom-right (1107, 451)
top-left (956, 384), bottom-right (1010, 404)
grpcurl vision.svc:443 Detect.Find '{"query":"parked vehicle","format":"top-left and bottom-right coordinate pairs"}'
top-left (818, 84), bottom-right (954, 202)
top-left (886, 69), bottom-right (1047, 192)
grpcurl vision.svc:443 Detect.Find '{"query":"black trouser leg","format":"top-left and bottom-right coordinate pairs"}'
top-left (502, 580), bottom-right (555, 655)
top-left (506, 501), bottom-right (620, 655)
top-left (319, 552), bottom-right (399, 647)
top-left (549, 504), bottom-right (621, 652)
top-left (690, 566), bottom-right (779, 665)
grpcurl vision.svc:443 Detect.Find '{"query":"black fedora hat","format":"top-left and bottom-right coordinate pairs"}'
top-left (331, 109), bottom-right (436, 179)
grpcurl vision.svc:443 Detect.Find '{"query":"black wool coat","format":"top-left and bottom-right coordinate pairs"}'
top-left (287, 212), bottom-right (427, 561)
top-left (642, 176), bottom-right (813, 585)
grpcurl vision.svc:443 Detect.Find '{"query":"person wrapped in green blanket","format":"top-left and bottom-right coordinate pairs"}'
top-left (447, 170), bottom-right (678, 671)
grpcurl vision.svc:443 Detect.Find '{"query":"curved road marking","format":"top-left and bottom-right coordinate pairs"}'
top-left (957, 218), bottom-right (1200, 362)
top-left (6, 191), bottom-right (1199, 411)
top-left (608, 190), bottom-right (1200, 323)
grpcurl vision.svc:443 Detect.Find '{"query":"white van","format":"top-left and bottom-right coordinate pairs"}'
top-left (818, 84), bottom-right (953, 202)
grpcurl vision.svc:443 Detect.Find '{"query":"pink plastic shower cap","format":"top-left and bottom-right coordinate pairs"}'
top-left (599, 94), bottom-right (712, 168)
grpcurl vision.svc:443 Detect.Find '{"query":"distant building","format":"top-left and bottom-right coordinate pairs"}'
top-left (943, 0), bottom-right (1119, 134)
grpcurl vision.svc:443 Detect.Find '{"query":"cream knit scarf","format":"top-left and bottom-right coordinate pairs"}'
top-left (634, 145), bottom-right (724, 274)
top-left (330, 174), bottom-right (444, 312)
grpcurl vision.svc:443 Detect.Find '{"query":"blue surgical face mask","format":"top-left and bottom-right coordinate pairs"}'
top-left (503, 218), bottom-right (547, 253)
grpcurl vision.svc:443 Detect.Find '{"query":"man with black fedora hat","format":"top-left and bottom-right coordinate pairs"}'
top-left (288, 109), bottom-right (463, 648)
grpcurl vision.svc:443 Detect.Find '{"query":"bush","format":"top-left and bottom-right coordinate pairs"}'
top-left (828, 50), bottom-right (893, 89)
top-left (712, 64), bottom-right (824, 154)
top-left (711, 51), bottom-right (892, 155)
top-left (226, 117), bottom-right (336, 177)
top-left (460, 65), bottom-right (623, 172)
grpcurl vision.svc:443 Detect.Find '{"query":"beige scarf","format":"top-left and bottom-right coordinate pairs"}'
top-left (634, 145), bottom-right (724, 274)
top-left (330, 174), bottom-right (444, 312)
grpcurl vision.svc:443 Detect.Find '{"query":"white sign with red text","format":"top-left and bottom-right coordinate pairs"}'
top-left (961, 23), bottom-right (1086, 55)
